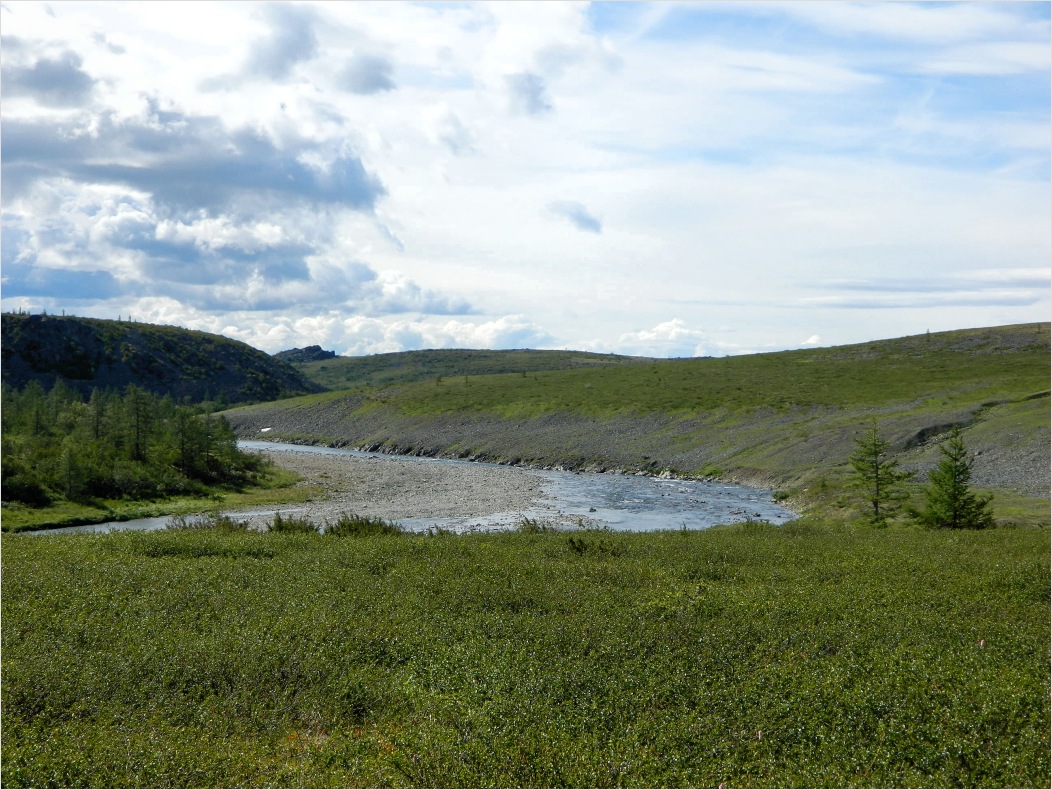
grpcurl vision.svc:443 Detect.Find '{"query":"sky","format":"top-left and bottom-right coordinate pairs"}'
top-left (1, 1), bottom-right (1049, 358)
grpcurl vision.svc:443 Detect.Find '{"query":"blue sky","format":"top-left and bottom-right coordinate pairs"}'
top-left (1, 1), bottom-right (1048, 357)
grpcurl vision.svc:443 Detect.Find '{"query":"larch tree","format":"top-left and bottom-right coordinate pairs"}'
top-left (849, 424), bottom-right (913, 527)
top-left (918, 427), bottom-right (995, 530)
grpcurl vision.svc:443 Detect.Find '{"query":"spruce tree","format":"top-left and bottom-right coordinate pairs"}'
top-left (919, 427), bottom-right (994, 529)
top-left (849, 424), bottom-right (913, 526)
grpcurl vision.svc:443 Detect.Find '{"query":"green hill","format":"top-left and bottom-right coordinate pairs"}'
top-left (290, 347), bottom-right (656, 391)
top-left (1, 313), bottom-right (322, 404)
top-left (224, 323), bottom-right (1050, 518)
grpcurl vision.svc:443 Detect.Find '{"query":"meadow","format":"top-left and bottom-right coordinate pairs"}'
top-left (3, 518), bottom-right (1048, 788)
top-left (361, 324), bottom-right (1050, 418)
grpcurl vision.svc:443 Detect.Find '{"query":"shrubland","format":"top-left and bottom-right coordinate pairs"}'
top-left (2, 519), bottom-right (1047, 787)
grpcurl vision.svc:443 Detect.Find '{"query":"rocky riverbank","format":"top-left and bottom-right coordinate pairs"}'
top-left (233, 447), bottom-right (550, 530)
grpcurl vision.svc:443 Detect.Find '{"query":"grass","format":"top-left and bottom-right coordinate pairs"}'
top-left (369, 324), bottom-right (1050, 419)
top-left (3, 519), bottom-right (1048, 788)
top-left (0, 465), bottom-right (318, 533)
top-left (295, 348), bottom-right (655, 392)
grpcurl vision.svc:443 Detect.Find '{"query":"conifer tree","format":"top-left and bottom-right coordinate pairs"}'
top-left (918, 427), bottom-right (994, 529)
top-left (849, 424), bottom-right (913, 526)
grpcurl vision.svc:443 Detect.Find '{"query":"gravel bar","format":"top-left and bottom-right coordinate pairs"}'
top-left (237, 448), bottom-right (548, 529)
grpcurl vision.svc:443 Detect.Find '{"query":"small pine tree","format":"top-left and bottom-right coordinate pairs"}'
top-left (918, 427), bottom-right (994, 530)
top-left (849, 424), bottom-right (913, 526)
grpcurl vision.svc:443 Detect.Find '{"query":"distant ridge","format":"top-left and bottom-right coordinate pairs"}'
top-left (291, 347), bottom-right (656, 391)
top-left (1, 313), bottom-right (323, 404)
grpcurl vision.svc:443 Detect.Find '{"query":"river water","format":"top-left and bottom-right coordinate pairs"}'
top-left (29, 441), bottom-right (796, 536)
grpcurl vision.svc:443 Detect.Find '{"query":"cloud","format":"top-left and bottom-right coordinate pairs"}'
top-left (505, 72), bottom-right (553, 115)
top-left (364, 271), bottom-right (473, 316)
top-left (805, 268), bottom-right (1051, 310)
top-left (110, 307), bottom-right (552, 357)
top-left (1, 109), bottom-right (386, 214)
top-left (921, 42), bottom-right (1052, 76)
top-left (244, 3), bottom-right (318, 80)
top-left (338, 53), bottom-right (396, 94)
top-left (425, 107), bottom-right (476, 155)
top-left (0, 46), bottom-right (95, 106)
top-left (2, 261), bottom-right (121, 301)
top-left (2, 186), bottom-right (471, 316)
top-left (546, 200), bottom-right (602, 234)
top-left (198, 3), bottom-right (318, 90)
top-left (91, 32), bottom-right (125, 55)
top-left (614, 319), bottom-right (711, 358)
top-left (758, 2), bottom-right (1043, 46)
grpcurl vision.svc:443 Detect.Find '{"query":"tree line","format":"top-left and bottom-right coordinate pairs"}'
top-left (1, 381), bottom-right (266, 507)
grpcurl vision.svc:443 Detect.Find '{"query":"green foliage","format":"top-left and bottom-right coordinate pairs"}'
top-left (918, 428), bottom-right (996, 530)
top-left (267, 512), bottom-right (319, 533)
top-left (516, 516), bottom-right (556, 533)
top-left (849, 424), bottom-right (914, 526)
top-left (363, 323), bottom-right (1049, 418)
top-left (1, 382), bottom-right (267, 509)
top-left (325, 513), bottom-right (404, 537)
top-left (1, 312), bottom-right (320, 404)
top-left (166, 513), bottom-right (252, 533)
top-left (2, 524), bottom-right (1048, 787)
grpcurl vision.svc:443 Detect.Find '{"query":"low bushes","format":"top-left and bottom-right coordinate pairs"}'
top-left (2, 521), bottom-right (1047, 787)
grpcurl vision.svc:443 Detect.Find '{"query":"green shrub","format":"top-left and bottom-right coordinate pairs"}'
top-left (267, 512), bottom-right (318, 533)
top-left (324, 513), bottom-right (402, 537)
top-left (516, 516), bottom-right (556, 533)
top-left (166, 513), bottom-right (251, 532)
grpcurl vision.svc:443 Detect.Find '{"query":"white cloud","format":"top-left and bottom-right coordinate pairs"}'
top-left (921, 41), bottom-right (1052, 76)
top-left (613, 319), bottom-right (711, 358)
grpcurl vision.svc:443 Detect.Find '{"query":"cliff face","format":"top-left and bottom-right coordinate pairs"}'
top-left (1, 313), bottom-right (323, 404)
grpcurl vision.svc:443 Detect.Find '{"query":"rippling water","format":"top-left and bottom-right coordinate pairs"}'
top-left (29, 441), bottom-right (796, 535)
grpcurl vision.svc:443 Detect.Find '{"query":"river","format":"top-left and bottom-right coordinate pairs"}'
top-left (28, 441), bottom-right (796, 536)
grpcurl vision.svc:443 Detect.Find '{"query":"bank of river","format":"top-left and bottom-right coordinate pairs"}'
top-left (30, 441), bottom-right (796, 536)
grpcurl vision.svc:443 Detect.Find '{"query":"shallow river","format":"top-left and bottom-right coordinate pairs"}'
top-left (32, 441), bottom-right (796, 536)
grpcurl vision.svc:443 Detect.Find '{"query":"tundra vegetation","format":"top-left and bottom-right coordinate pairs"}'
top-left (2, 323), bottom-right (1048, 787)
top-left (2, 520), bottom-right (1047, 788)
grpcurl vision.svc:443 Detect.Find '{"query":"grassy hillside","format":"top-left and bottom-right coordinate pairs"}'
top-left (224, 323), bottom-right (1050, 518)
top-left (3, 521), bottom-right (1047, 787)
top-left (1, 313), bottom-right (321, 404)
top-left (293, 348), bottom-right (656, 391)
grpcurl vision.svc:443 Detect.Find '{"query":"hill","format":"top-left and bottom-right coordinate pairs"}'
top-left (223, 323), bottom-right (1051, 512)
top-left (290, 348), bottom-right (656, 391)
top-left (1, 313), bottom-right (322, 404)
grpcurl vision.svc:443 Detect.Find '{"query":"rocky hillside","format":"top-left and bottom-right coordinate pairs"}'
top-left (223, 324), bottom-right (1050, 500)
top-left (290, 348), bottom-right (656, 391)
top-left (1, 313), bottom-right (322, 404)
